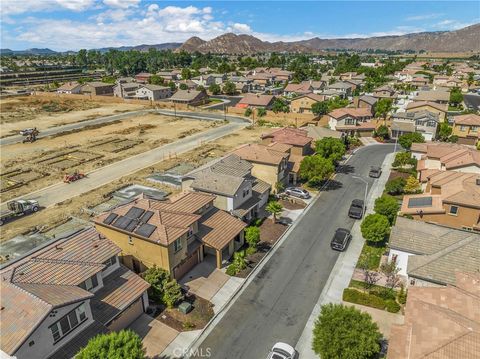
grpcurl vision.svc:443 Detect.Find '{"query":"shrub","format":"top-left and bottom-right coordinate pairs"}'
top-left (246, 246), bottom-right (257, 256)
top-left (361, 214), bottom-right (391, 243)
top-left (162, 280), bottom-right (184, 309)
top-left (244, 108), bottom-right (252, 117)
top-left (374, 195), bottom-right (400, 225)
top-left (375, 125), bottom-right (390, 140)
top-left (347, 136), bottom-right (362, 147)
top-left (397, 284), bottom-right (408, 304)
top-left (404, 175), bottom-right (421, 194)
top-left (385, 177), bottom-right (406, 195)
top-left (369, 288), bottom-right (396, 301)
top-left (76, 330), bottom-right (145, 359)
top-left (245, 226), bottom-right (260, 249)
top-left (342, 288), bottom-right (386, 310)
top-left (398, 132), bottom-right (424, 150)
top-left (226, 264), bottom-right (237, 276)
top-left (392, 152), bottom-right (415, 168)
top-left (257, 107), bottom-right (267, 117)
top-left (143, 265), bottom-right (170, 302)
top-left (385, 300), bottom-right (401, 313)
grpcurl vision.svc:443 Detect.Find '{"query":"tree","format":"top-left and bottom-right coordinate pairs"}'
top-left (375, 98), bottom-right (392, 119)
top-left (162, 280), bottom-right (184, 308)
top-left (143, 265), bottom-right (169, 302)
top-left (357, 253), bottom-right (380, 288)
top-left (257, 107), bottom-right (267, 118)
top-left (385, 177), bottom-right (406, 196)
top-left (374, 195), bottom-right (399, 224)
top-left (167, 81), bottom-right (176, 91)
top-left (404, 175), bottom-right (420, 194)
top-left (271, 98), bottom-right (290, 113)
top-left (311, 101), bottom-right (329, 116)
top-left (315, 137), bottom-right (346, 163)
top-left (179, 83), bottom-right (188, 90)
top-left (360, 214), bottom-right (390, 243)
top-left (392, 152), bottom-right (414, 167)
top-left (438, 122), bottom-right (453, 142)
top-left (449, 87), bottom-right (463, 107)
top-left (181, 68), bottom-right (192, 80)
top-left (222, 81), bottom-right (236, 95)
top-left (266, 200), bottom-right (283, 222)
top-left (76, 330), bottom-right (145, 359)
top-left (380, 260), bottom-right (401, 290)
top-left (208, 83), bottom-right (221, 95)
top-left (245, 226), bottom-right (260, 249)
top-left (398, 132), bottom-right (425, 150)
top-left (148, 74), bottom-right (164, 85)
top-left (375, 125), bottom-right (390, 140)
top-left (299, 155), bottom-right (335, 186)
top-left (244, 108), bottom-right (252, 117)
top-left (312, 303), bottom-right (382, 359)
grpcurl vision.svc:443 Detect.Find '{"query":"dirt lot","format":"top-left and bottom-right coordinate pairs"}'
top-left (1, 114), bottom-right (227, 201)
top-left (0, 95), bottom-right (148, 136)
top-left (0, 125), bottom-right (266, 241)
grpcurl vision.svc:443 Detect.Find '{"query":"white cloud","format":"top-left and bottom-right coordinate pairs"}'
top-left (405, 13), bottom-right (442, 21)
top-left (103, 0), bottom-right (140, 8)
top-left (1, 0), bottom-right (94, 15)
top-left (231, 23), bottom-right (252, 33)
top-left (433, 19), bottom-right (477, 30)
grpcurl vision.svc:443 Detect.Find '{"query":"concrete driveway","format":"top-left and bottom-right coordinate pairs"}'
top-left (179, 257), bottom-right (229, 302)
top-left (129, 314), bottom-right (179, 358)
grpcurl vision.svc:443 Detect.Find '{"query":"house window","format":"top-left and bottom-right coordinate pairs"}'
top-left (459, 125), bottom-right (467, 131)
top-left (103, 256), bottom-right (116, 270)
top-left (79, 274), bottom-right (98, 291)
top-left (471, 126), bottom-right (479, 132)
top-left (188, 226), bottom-right (194, 237)
top-left (50, 304), bottom-right (87, 343)
top-left (128, 236), bottom-right (133, 245)
top-left (243, 188), bottom-right (250, 197)
top-left (344, 118), bottom-right (356, 126)
top-left (449, 205), bottom-right (459, 215)
top-left (173, 238), bottom-right (183, 252)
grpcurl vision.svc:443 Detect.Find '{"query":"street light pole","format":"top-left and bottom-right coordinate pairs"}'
top-left (353, 175), bottom-right (369, 215)
top-left (393, 133), bottom-right (398, 153)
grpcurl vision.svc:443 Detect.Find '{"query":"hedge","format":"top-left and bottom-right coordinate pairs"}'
top-left (342, 288), bottom-right (386, 310)
top-left (385, 300), bottom-right (401, 313)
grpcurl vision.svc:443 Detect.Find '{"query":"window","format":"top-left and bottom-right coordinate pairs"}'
top-left (173, 238), bottom-right (183, 252)
top-left (460, 125), bottom-right (467, 131)
top-left (471, 126), bottom-right (479, 132)
top-left (128, 236), bottom-right (133, 245)
top-left (449, 205), bottom-right (459, 215)
top-left (79, 274), bottom-right (98, 291)
top-left (344, 118), bottom-right (356, 126)
top-left (50, 304), bottom-right (87, 343)
top-left (103, 256), bottom-right (116, 271)
top-left (188, 226), bottom-right (194, 237)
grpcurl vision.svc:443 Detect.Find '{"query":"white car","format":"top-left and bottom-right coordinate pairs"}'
top-left (267, 342), bottom-right (297, 359)
top-left (285, 187), bottom-right (310, 199)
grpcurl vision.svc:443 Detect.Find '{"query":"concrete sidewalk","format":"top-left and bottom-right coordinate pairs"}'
top-left (295, 151), bottom-right (395, 358)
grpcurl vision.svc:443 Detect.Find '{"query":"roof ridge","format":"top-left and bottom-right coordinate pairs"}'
top-left (29, 257), bottom-right (104, 267)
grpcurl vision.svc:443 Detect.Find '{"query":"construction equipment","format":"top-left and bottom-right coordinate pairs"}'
top-left (63, 170), bottom-right (86, 183)
top-left (21, 128), bottom-right (39, 143)
top-left (0, 199), bottom-right (40, 226)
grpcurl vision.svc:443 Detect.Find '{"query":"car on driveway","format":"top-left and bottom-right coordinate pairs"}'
top-left (267, 342), bottom-right (298, 359)
top-left (330, 228), bottom-right (352, 251)
top-left (348, 199), bottom-right (365, 219)
top-left (285, 187), bottom-right (310, 199)
top-left (369, 166), bottom-right (382, 178)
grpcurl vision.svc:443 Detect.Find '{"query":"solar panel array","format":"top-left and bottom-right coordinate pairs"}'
top-left (408, 197), bottom-right (433, 208)
top-left (105, 206), bottom-right (157, 238)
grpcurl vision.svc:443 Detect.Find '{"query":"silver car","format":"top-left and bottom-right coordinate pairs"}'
top-left (285, 187), bottom-right (310, 199)
top-left (267, 342), bottom-right (298, 359)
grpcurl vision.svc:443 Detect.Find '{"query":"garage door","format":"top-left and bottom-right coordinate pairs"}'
top-left (174, 250), bottom-right (199, 280)
top-left (108, 298), bottom-right (144, 332)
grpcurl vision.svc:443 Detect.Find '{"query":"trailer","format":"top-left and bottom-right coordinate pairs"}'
top-left (0, 199), bottom-right (40, 226)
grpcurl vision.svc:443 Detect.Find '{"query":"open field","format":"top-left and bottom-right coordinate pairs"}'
top-left (0, 94), bottom-right (148, 137)
top-left (0, 125), bottom-right (265, 242)
top-left (1, 113), bottom-right (225, 201)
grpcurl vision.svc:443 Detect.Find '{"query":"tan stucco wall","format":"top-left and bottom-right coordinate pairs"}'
top-left (290, 97), bottom-right (318, 114)
top-left (251, 162), bottom-right (284, 191)
top-left (411, 204), bottom-right (480, 230)
top-left (406, 105), bottom-right (446, 121)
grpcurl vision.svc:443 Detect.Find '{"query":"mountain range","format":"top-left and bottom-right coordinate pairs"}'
top-left (2, 24), bottom-right (479, 55)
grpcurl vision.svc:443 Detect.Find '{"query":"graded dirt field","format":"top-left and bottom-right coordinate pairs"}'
top-left (0, 95), bottom-right (148, 137)
top-left (0, 125), bottom-right (266, 242)
top-left (1, 113), bottom-right (226, 201)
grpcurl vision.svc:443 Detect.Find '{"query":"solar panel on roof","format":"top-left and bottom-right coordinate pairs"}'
top-left (103, 213), bottom-right (118, 225)
top-left (135, 223), bottom-right (157, 238)
top-left (125, 206), bottom-right (145, 219)
top-left (125, 219), bottom-right (139, 232)
top-left (140, 210), bottom-right (154, 223)
top-left (112, 216), bottom-right (133, 230)
top-left (408, 197), bottom-right (433, 208)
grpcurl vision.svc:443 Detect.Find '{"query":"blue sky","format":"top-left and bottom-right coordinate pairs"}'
top-left (1, 1), bottom-right (479, 51)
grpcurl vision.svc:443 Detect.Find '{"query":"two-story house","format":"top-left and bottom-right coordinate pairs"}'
top-left (413, 90), bottom-right (450, 104)
top-left (391, 110), bottom-right (439, 141)
top-left (81, 82), bottom-right (114, 96)
top-left (373, 85), bottom-right (396, 99)
top-left (289, 93), bottom-right (326, 114)
top-left (181, 154), bottom-right (271, 223)
top-left (233, 143), bottom-right (291, 191)
top-left (135, 72), bottom-right (153, 84)
top-left (191, 75), bottom-right (215, 87)
top-left (355, 95), bottom-right (378, 113)
top-left (56, 81), bottom-right (82, 94)
top-left (135, 84), bottom-right (171, 101)
top-left (326, 81), bottom-right (353, 98)
top-left (327, 107), bottom-right (374, 136)
top-left (113, 82), bottom-right (140, 98)
top-left (283, 83), bottom-right (313, 98)
top-left (406, 101), bottom-right (448, 121)
top-left (94, 191), bottom-right (246, 278)
top-left (452, 113), bottom-right (480, 146)
top-left (0, 227), bottom-right (149, 359)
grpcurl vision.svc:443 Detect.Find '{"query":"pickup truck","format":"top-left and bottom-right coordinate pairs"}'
top-left (348, 199), bottom-right (365, 219)
top-left (0, 199), bottom-right (39, 226)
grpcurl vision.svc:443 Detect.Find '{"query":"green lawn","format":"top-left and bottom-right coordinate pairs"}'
top-left (349, 279), bottom-right (399, 294)
top-left (357, 240), bottom-right (387, 270)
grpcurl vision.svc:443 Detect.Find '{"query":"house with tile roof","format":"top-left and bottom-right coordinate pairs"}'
top-left (56, 81), bottom-right (82, 94)
top-left (413, 90), bottom-right (450, 104)
top-left (406, 101), bottom-right (448, 121)
top-left (94, 191), bottom-right (246, 276)
top-left (391, 110), bottom-right (440, 141)
top-left (327, 107), bottom-right (374, 136)
top-left (283, 82), bottom-right (313, 97)
top-left (355, 95), bottom-right (378, 112)
top-left (80, 82), bottom-right (114, 96)
top-left (236, 93), bottom-right (276, 109)
top-left (326, 81), bottom-right (353, 98)
top-left (260, 127), bottom-right (313, 156)
top-left (399, 170), bottom-right (480, 232)
top-left (289, 93), bottom-right (326, 114)
top-left (388, 217), bottom-right (480, 286)
top-left (134, 72), bottom-right (153, 84)
top-left (181, 154), bottom-right (271, 223)
top-left (135, 84), bottom-right (172, 101)
top-left (113, 82), bottom-right (140, 98)
top-left (169, 89), bottom-right (208, 105)
top-left (388, 272), bottom-right (480, 359)
top-left (452, 113), bottom-right (480, 146)
top-left (0, 227), bottom-right (149, 359)
top-left (232, 142), bottom-right (292, 191)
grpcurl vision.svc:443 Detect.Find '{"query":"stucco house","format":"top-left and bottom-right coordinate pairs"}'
top-left (327, 107), bottom-right (374, 136)
top-left (289, 93), bottom-right (325, 114)
top-left (452, 113), bottom-right (480, 146)
top-left (391, 110), bottom-right (439, 141)
top-left (56, 81), bottom-right (82, 94)
top-left (135, 84), bottom-right (171, 101)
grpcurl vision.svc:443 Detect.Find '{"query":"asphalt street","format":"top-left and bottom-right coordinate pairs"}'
top-left (195, 144), bottom-right (395, 359)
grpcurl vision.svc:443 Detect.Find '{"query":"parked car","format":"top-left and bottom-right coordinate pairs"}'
top-left (266, 342), bottom-right (298, 359)
top-left (285, 187), bottom-right (310, 199)
top-left (369, 166), bottom-right (382, 178)
top-left (19, 128), bottom-right (37, 136)
top-left (330, 228), bottom-right (352, 251)
top-left (348, 199), bottom-right (365, 219)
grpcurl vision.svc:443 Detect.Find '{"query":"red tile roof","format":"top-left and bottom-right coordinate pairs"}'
top-left (261, 127), bottom-right (313, 146)
top-left (198, 208), bottom-right (247, 250)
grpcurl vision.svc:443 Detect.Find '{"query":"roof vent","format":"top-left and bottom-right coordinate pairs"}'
top-left (55, 245), bottom-right (63, 250)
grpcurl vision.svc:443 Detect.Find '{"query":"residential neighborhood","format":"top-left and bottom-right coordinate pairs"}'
top-left (1, 2), bottom-right (480, 359)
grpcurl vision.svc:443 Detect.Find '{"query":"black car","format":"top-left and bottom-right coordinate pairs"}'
top-left (348, 199), bottom-right (364, 219)
top-left (369, 166), bottom-right (382, 178)
top-left (330, 228), bottom-right (352, 251)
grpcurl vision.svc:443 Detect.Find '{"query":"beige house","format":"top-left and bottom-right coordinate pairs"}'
top-left (452, 113), bottom-right (480, 146)
top-left (413, 90), bottom-right (450, 104)
top-left (289, 93), bottom-right (325, 114)
top-left (169, 89), bottom-right (208, 105)
top-left (56, 81), bottom-right (82, 94)
top-left (81, 82), bottom-right (114, 96)
top-left (94, 192), bottom-right (246, 277)
top-left (327, 107), bottom-right (374, 136)
top-left (406, 101), bottom-right (447, 121)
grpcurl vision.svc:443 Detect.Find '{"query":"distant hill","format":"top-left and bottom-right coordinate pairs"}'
top-left (1, 48), bottom-right (57, 55)
top-left (178, 24), bottom-right (480, 54)
top-left (96, 43), bottom-right (182, 53)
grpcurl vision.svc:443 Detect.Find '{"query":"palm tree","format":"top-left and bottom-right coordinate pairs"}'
top-left (266, 200), bottom-right (283, 222)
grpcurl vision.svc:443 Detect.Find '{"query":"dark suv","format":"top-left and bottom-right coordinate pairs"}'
top-left (348, 199), bottom-right (365, 219)
top-left (330, 228), bottom-right (352, 251)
